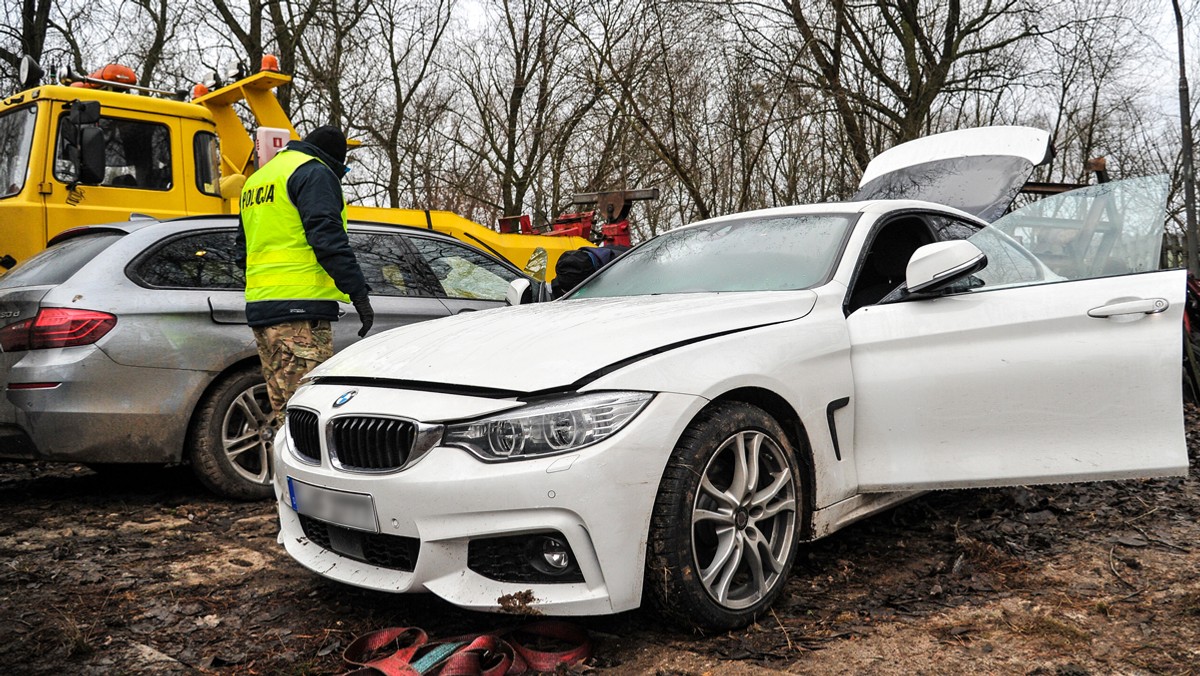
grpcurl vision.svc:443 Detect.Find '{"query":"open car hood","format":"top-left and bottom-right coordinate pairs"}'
top-left (854, 126), bottom-right (1052, 222)
top-left (310, 291), bottom-right (816, 393)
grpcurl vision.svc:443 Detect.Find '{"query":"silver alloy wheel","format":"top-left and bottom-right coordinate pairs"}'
top-left (221, 383), bottom-right (274, 485)
top-left (691, 429), bottom-right (798, 609)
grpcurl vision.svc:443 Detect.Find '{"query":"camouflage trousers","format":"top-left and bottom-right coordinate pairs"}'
top-left (253, 320), bottom-right (334, 427)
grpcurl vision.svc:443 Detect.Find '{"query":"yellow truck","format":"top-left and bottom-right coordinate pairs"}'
top-left (0, 57), bottom-right (590, 274)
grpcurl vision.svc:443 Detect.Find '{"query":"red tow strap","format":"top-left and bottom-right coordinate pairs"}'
top-left (341, 620), bottom-right (591, 676)
top-left (341, 627), bottom-right (428, 676)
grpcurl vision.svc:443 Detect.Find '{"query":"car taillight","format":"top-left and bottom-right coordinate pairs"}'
top-left (0, 308), bottom-right (117, 351)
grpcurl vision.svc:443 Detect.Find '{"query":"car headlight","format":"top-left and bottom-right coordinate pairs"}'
top-left (443, 391), bottom-right (653, 460)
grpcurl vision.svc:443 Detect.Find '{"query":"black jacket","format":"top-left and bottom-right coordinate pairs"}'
top-left (238, 140), bottom-right (368, 327)
top-left (551, 245), bottom-right (629, 298)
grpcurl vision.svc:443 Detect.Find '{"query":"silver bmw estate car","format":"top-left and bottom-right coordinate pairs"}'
top-left (0, 216), bottom-right (536, 499)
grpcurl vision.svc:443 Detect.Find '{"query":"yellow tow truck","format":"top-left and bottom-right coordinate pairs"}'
top-left (0, 56), bottom-right (590, 275)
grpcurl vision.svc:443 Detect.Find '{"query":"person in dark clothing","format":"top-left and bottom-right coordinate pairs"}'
top-left (551, 245), bottom-right (629, 298)
top-left (238, 125), bottom-right (373, 426)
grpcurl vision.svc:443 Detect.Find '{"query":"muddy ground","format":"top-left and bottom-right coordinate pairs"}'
top-left (1, 411), bottom-right (1199, 675)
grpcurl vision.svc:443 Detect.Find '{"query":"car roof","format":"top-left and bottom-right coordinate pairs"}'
top-left (47, 214), bottom-right (472, 246)
top-left (677, 199), bottom-right (986, 231)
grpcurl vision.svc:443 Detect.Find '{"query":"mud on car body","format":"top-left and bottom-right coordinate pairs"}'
top-left (0, 216), bottom-right (540, 499)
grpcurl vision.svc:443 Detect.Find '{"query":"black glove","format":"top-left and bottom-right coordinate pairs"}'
top-left (351, 294), bottom-right (374, 338)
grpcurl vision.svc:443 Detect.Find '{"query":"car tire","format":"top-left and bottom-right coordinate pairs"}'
top-left (188, 366), bottom-right (275, 501)
top-left (646, 401), bottom-right (802, 631)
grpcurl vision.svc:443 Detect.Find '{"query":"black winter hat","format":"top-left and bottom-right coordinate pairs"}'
top-left (305, 126), bottom-right (347, 166)
top-left (550, 249), bottom-right (598, 298)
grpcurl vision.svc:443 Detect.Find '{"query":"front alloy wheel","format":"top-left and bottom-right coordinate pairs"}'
top-left (647, 402), bottom-right (803, 631)
top-left (693, 427), bottom-right (797, 609)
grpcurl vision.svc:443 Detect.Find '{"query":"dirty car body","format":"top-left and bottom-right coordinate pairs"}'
top-left (0, 216), bottom-right (533, 499)
top-left (273, 127), bottom-right (1187, 630)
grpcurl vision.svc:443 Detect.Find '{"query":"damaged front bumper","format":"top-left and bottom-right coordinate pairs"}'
top-left (273, 386), bottom-right (703, 616)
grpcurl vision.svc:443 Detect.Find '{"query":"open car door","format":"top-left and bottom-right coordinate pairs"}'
top-left (854, 126), bottom-right (1052, 222)
top-left (848, 176), bottom-right (1188, 491)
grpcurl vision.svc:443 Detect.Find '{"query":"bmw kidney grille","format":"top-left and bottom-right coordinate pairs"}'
top-left (329, 416), bottom-right (416, 471)
top-left (287, 408), bottom-right (322, 464)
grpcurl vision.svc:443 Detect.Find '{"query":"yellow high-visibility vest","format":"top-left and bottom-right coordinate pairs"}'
top-left (241, 149), bottom-right (350, 303)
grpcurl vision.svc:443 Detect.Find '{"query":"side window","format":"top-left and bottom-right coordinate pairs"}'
top-left (931, 217), bottom-right (979, 242)
top-left (407, 237), bottom-right (519, 301)
top-left (990, 176), bottom-right (1168, 280)
top-left (847, 217), bottom-right (934, 313)
top-left (55, 116), bottom-right (172, 190)
top-left (928, 215), bottom-right (1045, 291)
top-left (194, 132), bottom-right (221, 197)
top-left (133, 230), bottom-right (244, 289)
top-left (348, 232), bottom-right (440, 298)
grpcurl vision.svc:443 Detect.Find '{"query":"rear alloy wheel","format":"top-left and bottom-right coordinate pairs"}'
top-left (189, 367), bottom-right (275, 500)
top-left (647, 402), bottom-right (801, 631)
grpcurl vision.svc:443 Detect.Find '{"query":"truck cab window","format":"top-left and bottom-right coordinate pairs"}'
top-left (54, 116), bottom-right (172, 190)
top-left (0, 106), bottom-right (37, 199)
top-left (194, 132), bottom-right (221, 197)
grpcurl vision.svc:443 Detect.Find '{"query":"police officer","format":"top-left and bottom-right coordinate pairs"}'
top-left (238, 125), bottom-right (373, 428)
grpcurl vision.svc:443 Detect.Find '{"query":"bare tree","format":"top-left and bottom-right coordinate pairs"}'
top-left (448, 0), bottom-right (602, 225)
top-left (294, 0), bottom-right (372, 126)
top-left (119, 0), bottom-right (184, 86)
top-left (781, 0), bottom-right (1048, 174)
top-left (0, 0), bottom-right (53, 84)
top-left (209, 0), bottom-right (320, 112)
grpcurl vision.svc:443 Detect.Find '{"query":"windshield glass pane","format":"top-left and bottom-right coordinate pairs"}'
top-left (0, 106), bottom-right (37, 199)
top-left (990, 175), bottom-right (1169, 280)
top-left (572, 213), bottom-right (855, 298)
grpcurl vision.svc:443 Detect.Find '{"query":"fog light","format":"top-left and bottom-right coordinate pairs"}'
top-left (540, 536), bottom-right (570, 571)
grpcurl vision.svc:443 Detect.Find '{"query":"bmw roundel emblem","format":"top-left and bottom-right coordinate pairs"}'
top-left (333, 390), bottom-right (357, 408)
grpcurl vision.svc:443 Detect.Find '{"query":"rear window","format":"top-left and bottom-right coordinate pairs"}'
top-left (0, 233), bottom-right (122, 287)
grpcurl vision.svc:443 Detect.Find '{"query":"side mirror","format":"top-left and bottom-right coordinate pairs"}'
top-left (905, 240), bottom-right (988, 294)
top-left (63, 101), bottom-right (104, 185)
top-left (506, 278), bottom-right (532, 306)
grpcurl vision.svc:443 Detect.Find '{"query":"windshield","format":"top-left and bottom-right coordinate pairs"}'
top-left (571, 213), bottom-right (856, 298)
top-left (0, 105), bottom-right (37, 199)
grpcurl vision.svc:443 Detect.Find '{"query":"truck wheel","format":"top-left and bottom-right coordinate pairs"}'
top-left (646, 402), bottom-right (801, 631)
top-left (188, 366), bottom-right (275, 500)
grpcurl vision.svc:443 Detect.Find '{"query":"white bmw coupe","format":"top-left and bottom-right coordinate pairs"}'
top-left (272, 127), bottom-right (1187, 630)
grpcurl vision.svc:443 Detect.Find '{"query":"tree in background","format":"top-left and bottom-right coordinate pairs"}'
top-left (0, 0), bottom-right (53, 81)
top-left (0, 0), bottom-right (1193, 244)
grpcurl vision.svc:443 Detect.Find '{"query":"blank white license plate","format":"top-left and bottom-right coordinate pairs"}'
top-left (288, 477), bottom-right (379, 533)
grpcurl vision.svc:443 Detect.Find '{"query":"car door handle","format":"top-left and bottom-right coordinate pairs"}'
top-left (1087, 298), bottom-right (1168, 318)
